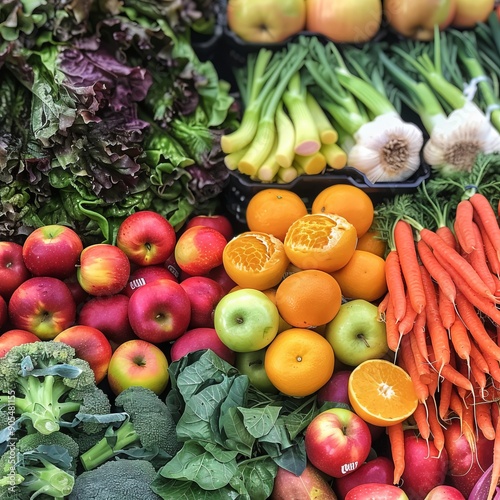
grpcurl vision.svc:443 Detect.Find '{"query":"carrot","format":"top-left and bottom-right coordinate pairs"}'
top-left (400, 334), bottom-right (430, 404)
top-left (468, 221), bottom-right (497, 294)
top-left (455, 291), bottom-right (500, 360)
top-left (409, 330), bottom-right (433, 385)
top-left (385, 250), bottom-right (407, 323)
top-left (454, 199), bottom-right (477, 253)
top-left (420, 265), bottom-right (450, 373)
top-left (378, 291), bottom-right (391, 321)
top-left (436, 225), bottom-right (458, 251)
top-left (427, 399), bottom-right (445, 457)
top-left (470, 192), bottom-right (500, 263)
top-left (428, 346), bottom-right (474, 393)
top-left (449, 317), bottom-right (472, 364)
top-left (420, 227), bottom-right (498, 303)
top-left (398, 291), bottom-right (418, 336)
top-left (387, 422), bottom-right (405, 485)
top-left (487, 409), bottom-right (500, 500)
top-left (412, 400), bottom-right (431, 441)
top-left (438, 291), bottom-right (455, 332)
top-left (394, 220), bottom-right (426, 314)
top-left (476, 212), bottom-right (500, 278)
top-left (438, 375), bottom-right (453, 422)
top-left (476, 402), bottom-right (496, 441)
top-left (412, 309), bottom-right (429, 362)
top-left (435, 253), bottom-right (500, 325)
top-left (449, 386), bottom-right (464, 423)
top-left (385, 295), bottom-right (402, 355)
top-left (469, 339), bottom-right (491, 376)
top-left (417, 239), bottom-right (457, 304)
top-left (469, 356), bottom-right (488, 400)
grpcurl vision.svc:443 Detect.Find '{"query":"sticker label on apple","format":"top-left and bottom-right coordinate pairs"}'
top-left (341, 461), bottom-right (358, 475)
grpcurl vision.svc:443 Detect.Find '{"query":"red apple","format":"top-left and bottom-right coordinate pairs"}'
top-left (0, 242), bottom-right (31, 300)
top-left (170, 327), bottom-right (236, 365)
top-left (424, 485), bottom-right (465, 499)
top-left (174, 226), bottom-right (227, 276)
top-left (0, 295), bottom-right (7, 331)
top-left (107, 339), bottom-right (170, 395)
top-left (400, 431), bottom-right (449, 500)
top-left (317, 370), bottom-right (352, 405)
top-left (184, 214), bottom-right (234, 242)
top-left (180, 276), bottom-right (225, 329)
top-left (206, 265), bottom-right (238, 294)
top-left (444, 419), bottom-right (494, 497)
top-left (345, 483), bottom-right (409, 500)
top-left (226, 0), bottom-right (306, 44)
top-left (0, 329), bottom-right (41, 358)
top-left (64, 273), bottom-right (89, 306)
top-left (123, 265), bottom-right (177, 298)
top-left (77, 244), bottom-right (130, 296)
top-left (116, 210), bottom-right (177, 266)
top-left (77, 294), bottom-right (137, 345)
top-left (128, 279), bottom-right (191, 344)
top-left (304, 407), bottom-right (372, 478)
top-left (22, 224), bottom-right (83, 279)
top-left (8, 277), bottom-right (76, 340)
top-left (271, 462), bottom-right (338, 499)
top-left (54, 325), bottom-right (113, 384)
top-left (334, 456), bottom-right (395, 500)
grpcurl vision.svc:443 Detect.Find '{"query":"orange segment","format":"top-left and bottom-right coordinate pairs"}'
top-left (245, 188), bottom-right (308, 241)
top-left (330, 249), bottom-right (388, 302)
top-left (275, 269), bottom-right (342, 328)
top-left (265, 328), bottom-right (335, 397)
top-left (311, 184), bottom-right (374, 238)
top-left (283, 213), bottom-right (357, 273)
top-left (348, 359), bottom-right (418, 427)
top-left (223, 231), bottom-right (289, 290)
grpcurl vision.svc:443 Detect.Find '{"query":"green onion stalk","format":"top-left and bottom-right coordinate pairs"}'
top-left (305, 38), bottom-right (424, 184)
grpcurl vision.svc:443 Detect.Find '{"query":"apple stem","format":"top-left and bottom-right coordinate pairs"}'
top-left (358, 334), bottom-right (370, 348)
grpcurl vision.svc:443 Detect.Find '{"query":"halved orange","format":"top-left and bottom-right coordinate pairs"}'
top-left (222, 231), bottom-right (289, 291)
top-left (283, 213), bottom-right (357, 272)
top-left (348, 359), bottom-right (418, 427)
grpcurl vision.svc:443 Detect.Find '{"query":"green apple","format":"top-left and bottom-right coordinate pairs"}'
top-left (235, 348), bottom-right (278, 394)
top-left (325, 299), bottom-right (388, 367)
top-left (214, 288), bottom-right (280, 352)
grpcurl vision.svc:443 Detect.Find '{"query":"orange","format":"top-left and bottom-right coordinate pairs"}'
top-left (283, 213), bottom-right (357, 273)
top-left (259, 287), bottom-right (293, 333)
top-left (330, 250), bottom-right (387, 302)
top-left (275, 269), bottom-right (342, 328)
top-left (245, 189), bottom-right (308, 241)
top-left (347, 359), bottom-right (418, 427)
top-left (264, 328), bottom-right (335, 397)
top-left (356, 230), bottom-right (387, 258)
top-left (311, 184), bottom-right (374, 238)
top-left (222, 231), bottom-right (289, 291)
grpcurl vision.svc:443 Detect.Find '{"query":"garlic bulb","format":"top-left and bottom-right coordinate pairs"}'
top-left (347, 112), bottom-right (424, 183)
top-left (424, 102), bottom-right (500, 174)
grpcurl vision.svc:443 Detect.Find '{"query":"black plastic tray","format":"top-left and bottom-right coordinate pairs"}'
top-left (223, 164), bottom-right (431, 224)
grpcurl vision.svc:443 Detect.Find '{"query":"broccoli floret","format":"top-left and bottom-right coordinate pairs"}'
top-left (0, 432), bottom-right (78, 499)
top-left (0, 342), bottom-right (112, 436)
top-left (69, 459), bottom-right (161, 500)
top-left (79, 386), bottom-right (180, 471)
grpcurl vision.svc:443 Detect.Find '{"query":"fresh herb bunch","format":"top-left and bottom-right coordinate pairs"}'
top-left (0, 0), bottom-right (237, 245)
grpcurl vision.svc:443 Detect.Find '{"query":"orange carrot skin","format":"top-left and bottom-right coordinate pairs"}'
top-left (412, 309), bottom-right (429, 362)
top-left (436, 225), bottom-right (458, 250)
top-left (438, 291), bottom-right (455, 331)
top-left (400, 334), bottom-right (430, 404)
top-left (387, 422), bottom-right (405, 485)
top-left (409, 330), bottom-right (433, 385)
top-left (420, 265), bottom-right (450, 372)
top-left (454, 199), bottom-right (477, 254)
top-left (420, 227), bottom-right (497, 302)
top-left (385, 250), bottom-right (407, 322)
top-left (468, 221), bottom-right (497, 294)
top-left (385, 294), bottom-right (401, 354)
top-left (476, 402), bottom-right (496, 441)
top-left (378, 291), bottom-right (391, 321)
top-left (438, 375), bottom-right (453, 422)
top-left (413, 400), bottom-right (431, 440)
top-left (398, 292), bottom-right (418, 335)
top-left (449, 317), bottom-right (471, 363)
top-left (470, 192), bottom-right (500, 262)
top-left (427, 401), bottom-right (445, 456)
top-left (394, 220), bottom-right (426, 314)
top-left (475, 212), bottom-right (500, 278)
top-left (417, 238), bottom-right (456, 303)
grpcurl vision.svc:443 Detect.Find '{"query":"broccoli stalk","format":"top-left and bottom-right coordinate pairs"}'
top-left (80, 386), bottom-right (180, 471)
top-left (0, 431), bottom-right (79, 499)
top-left (0, 342), bottom-right (113, 437)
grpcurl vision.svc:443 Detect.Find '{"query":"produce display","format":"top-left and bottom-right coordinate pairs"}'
top-left (3, 1), bottom-right (500, 499)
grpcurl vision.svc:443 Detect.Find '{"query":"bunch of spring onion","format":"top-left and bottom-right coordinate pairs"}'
top-left (221, 39), bottom-right (347, 184)
top-left (377, 27), bottom-right (500, 176)
top-left (303, 38), bottom-right (424, 184)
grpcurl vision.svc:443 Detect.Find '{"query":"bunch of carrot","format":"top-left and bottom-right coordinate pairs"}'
top-left (375, 169), bottom-right (500, 498)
